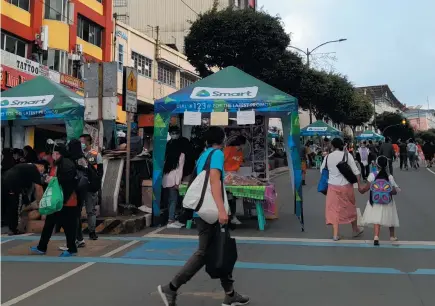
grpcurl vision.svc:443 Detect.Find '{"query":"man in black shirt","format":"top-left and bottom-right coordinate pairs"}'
top-left (398, 139), bottom-right (408, 170)
top-left (3, 161), bottom-right (47, 234)
top-left (379, 137), bottom-right (395, 174)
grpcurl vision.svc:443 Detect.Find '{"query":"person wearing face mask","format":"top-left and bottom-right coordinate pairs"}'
top-left (169, 126), bottom-right (195, 179)
top-left (224, 135), bottom-right (247, 225)
top-left (30, 145), bottom-right (79, 256)
top-left (79, 134), bottom-right (103, 241)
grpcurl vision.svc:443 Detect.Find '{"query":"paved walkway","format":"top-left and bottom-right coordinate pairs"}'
top-left (2, 165), bottom-right (435, 306)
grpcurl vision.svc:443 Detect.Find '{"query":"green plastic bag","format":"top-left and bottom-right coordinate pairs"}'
top-left (39, 177), bottom-right (64, 215)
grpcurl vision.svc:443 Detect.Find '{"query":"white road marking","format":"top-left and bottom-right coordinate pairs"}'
top-left (147, 233), bottom-right (435, 246)
top-left (1, 239), bottom-right (13, 244)
top-left (143, 226), bottom-right (167, 237)
top-left (0, 233), bottom-right (33, 238)
top-left (427, 168), bottom-right (435, 175)
top-left (1, 240), bottom-right (139, 306)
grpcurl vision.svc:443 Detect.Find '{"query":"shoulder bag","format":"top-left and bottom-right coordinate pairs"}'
top-left (336, 150), bottom-right (358, 184)
top-left (317, 155), bottom-right (329, 195)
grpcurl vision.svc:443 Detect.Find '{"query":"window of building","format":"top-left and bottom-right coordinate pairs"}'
top-left (131, 51), bottom-right (152, 78)
top-left (158, 63), bottom-right (176, 87)
top-left (43, 49), bottom-right (68, 73)
top-left (118, 44), bottom-right (124, 71)
top-left (180, 73), bottom-right (196, 88)
top-left (44, 0), bottom-right (68, 22)
top-left (6, 0), bottom-right (29, 11)
top-left (1, 32), bottom-right (27, 57)
top-left (77, 15), bottom-right (103, 47)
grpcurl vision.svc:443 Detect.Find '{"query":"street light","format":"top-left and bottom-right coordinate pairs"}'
top-left (288, 38), bottom-right (347, 123)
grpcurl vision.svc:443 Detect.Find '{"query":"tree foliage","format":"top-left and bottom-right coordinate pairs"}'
top-left (342, 92), bottom-right (374, 129)
top-left (416, 130), bottom-right (435, 143)
top-left (184, 7), bottom-right (303, 93)
top-left (375, 112), bottom-right (414, 141)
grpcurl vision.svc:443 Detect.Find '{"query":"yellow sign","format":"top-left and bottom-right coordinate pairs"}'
top-left (127, 70), bottom-right (137, 92)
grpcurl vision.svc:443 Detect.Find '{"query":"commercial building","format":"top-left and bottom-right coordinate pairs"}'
top-left (1, 0), bottom-right (113, 73)
top-left (114, 20), bottom-right (199, 124)
top-left (404, 107), bottom-right (435, 131)
top-left (1, 0), bottom-right (113, 148)
top-left (113, 0), bottom-right (256, 52)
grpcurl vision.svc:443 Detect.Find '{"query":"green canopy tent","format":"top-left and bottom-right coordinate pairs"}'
top-left (152, 66), bottom-right (304, 230)
top-left (300, 120), bottom-right (342, 137)
top-left (1, 76), bottom-right (85, 139)
top-left (356, 130), bottom-right (385, 141)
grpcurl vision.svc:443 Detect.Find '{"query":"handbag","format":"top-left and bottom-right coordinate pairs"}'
top-left (317, 155), bottom-right (329, 195)
top-left (205, 225), bottom-right (238, 279)
top-left (182, 150), bottom-right (229, 224)
top-left (336, 150), bottom-right (358, 184)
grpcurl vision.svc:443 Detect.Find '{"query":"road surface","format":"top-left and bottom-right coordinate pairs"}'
top-left (2, 165), bottom-right (435, 306)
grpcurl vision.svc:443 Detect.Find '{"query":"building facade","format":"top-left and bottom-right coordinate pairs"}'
top-left (113, 0), bottom-right (256, 53)
top-left (114, 21), bottom-right (199, 123)
top-left (404, 108), bottom-right (435, 131)
top-left (1, 0), bottom-right (113, 74)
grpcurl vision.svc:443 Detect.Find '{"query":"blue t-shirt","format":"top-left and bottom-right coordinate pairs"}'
top-left (196, 148), bottom-right (225, 179)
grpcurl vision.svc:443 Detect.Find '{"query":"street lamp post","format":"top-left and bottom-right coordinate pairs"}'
top-left (289, 39), bottom-right (347, 124)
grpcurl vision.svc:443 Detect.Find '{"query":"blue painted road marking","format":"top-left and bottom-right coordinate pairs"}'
top-left (2, 235), bottom-right (435, 250)
top-left (2, 255), bottom-right (435, 276)
top-left (122, 241), bottom-right (196, 260)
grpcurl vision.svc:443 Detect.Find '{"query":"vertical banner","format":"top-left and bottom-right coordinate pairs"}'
top-left (282, 112), bottom-right (304, 229)
top-left (152, 112), bottom-right (171, 219)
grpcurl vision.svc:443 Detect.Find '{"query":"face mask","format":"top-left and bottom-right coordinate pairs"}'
top-left (81, 143), bottom-right (87, 150)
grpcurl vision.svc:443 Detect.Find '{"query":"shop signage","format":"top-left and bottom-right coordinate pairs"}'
top-left (16, 55), bottom-right (39, 75)
top-left (60, 73), bottom-right (84, 90)
top-left (116, 30), bottom-right (128, 41)
top-left (39, 64), bottom-right (49, 77)
top-left (1, 95), bottom-right (54, 108)
top-left (306, 127), bottom-right (328, 132)
top-left (1, 65), bottom-right (35, 90)
top-left (190, 86), bottom-right (259, 100)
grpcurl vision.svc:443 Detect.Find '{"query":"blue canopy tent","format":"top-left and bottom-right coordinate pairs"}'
top-left (152, 66), bottom-right (304, 230)
top-left (300, 120), bottom-right (342, 137)
top-left (356, 130), bottom-right (385, 141)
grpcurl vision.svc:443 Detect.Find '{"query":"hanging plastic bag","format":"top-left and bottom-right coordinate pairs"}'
top-left (39, 177), bottom-right (64, 215)
top-left (205, 225), bottom-right (238, 279)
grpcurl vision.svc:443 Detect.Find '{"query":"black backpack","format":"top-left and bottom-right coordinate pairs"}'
top-left (86, 164), bottom-right (102, 192)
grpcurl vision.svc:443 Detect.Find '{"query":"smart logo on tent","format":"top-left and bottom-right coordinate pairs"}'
top-left (190, 87), bottom-right (258, 100)
top-left (1, 100), bottom-right (9, 107)
top-left (196, 90), bottom-right (211, 97)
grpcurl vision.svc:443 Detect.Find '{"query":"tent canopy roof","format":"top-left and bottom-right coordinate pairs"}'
top-left (300, 120), bottom-right (342, 136)
top-left (356, 130), bottom-right (385, 140)
top-left (1, 76), bottom-right (84, 121)
top-left (154, 66), bottom-right (298, 115)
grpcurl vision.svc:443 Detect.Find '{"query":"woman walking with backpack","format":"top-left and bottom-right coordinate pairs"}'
top-left (359, 156), bottom-right (400, 246)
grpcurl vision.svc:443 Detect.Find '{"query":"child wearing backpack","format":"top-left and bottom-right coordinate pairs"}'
top-left (359, 155), bottom-right (400, 246)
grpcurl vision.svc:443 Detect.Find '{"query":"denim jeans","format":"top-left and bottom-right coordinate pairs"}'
top-left (166, 187), bottom-right (179, 222)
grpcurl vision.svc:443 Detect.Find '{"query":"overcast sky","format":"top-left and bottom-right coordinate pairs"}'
top-left (258, 0), bottom-right (435, 109)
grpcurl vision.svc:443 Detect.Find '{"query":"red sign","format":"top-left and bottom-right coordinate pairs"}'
top-left (60, 73), bottom-right (84, 90)
top-left (1, 65), bottom-right (35, 90)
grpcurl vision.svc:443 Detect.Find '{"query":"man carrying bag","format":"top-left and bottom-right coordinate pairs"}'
top-left (157, 127), bottom-right (249, 306)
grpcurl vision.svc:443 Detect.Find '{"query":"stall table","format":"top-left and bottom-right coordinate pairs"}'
top-left (179, 184), bottom-right (276, 231)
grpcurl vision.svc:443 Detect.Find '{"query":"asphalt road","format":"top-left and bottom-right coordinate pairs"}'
top-left (2, 164), bottom-right (435, 306)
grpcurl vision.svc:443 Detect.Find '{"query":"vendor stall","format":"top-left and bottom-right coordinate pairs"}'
top-left (300, 120), bottom-right (342, 137)
top-left (152, 66), bottom-right (304, 231)
top-left (1, 76), bottom-right (85, 141)
top-left (356, 130), bottom-right (385, 141)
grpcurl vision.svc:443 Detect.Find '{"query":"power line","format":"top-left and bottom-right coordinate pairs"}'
top-left (179, 0), bottom-right (199, 16)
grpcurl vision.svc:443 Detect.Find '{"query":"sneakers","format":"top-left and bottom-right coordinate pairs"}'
top-left (59, 250), bottom-right (77, 257)
top-left (157, 285), bottom-right (177, 306)
top-left (59, 240), bottom-right (86, 251)
top-left (222, 292), bottom-right (250, 306)
top-left (374, 236), bottom-right (380, 246)
top-left (352, 227), bottom-right (365, 238)
top-left (89, 232), bottom-right (98, 240)
top-left (390, 237), bottom-right (399, 241)
top-left (231, 216), bottom-right (242, 225)
top-left (167, 221), bottom-right (185, 229)
top-left (30, 246), bottom-right (46, 255)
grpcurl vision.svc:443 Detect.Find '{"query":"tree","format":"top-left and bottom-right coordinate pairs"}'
top-left (342, 91), bottom-right (374, 136)
top-left (416, 130), bottom-right (435, 143)
top-left (297, 68), bottom-right (329, 120)
top-left (375, 112), bottom-right (414, 141)
top-left (184, 7), bottom-right (303, 93)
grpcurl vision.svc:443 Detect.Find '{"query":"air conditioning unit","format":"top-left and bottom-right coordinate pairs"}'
top-left (76, 44), bottom-right (83, 54)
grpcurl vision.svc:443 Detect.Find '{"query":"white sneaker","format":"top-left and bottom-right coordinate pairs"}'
top-left (390, 237), bottom-right (398, 241)
top-left (231, 216), bottom-right (242, 225)
top-left (167, 221), bottom-right (185, 229)
top-left (58, 240), bottom-right (85, 251)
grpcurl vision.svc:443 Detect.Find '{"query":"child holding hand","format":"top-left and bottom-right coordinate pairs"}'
top-left (358, 156), bottom-right (400, 246)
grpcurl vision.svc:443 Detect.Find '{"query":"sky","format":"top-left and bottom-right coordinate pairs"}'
top-left (258, 0), bottom-right (435, 109)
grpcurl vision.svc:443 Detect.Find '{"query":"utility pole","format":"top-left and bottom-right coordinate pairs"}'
top-left (288, 39), bottom-right (347, 124)
top-left (98, 63), bottom-right (103, 151)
